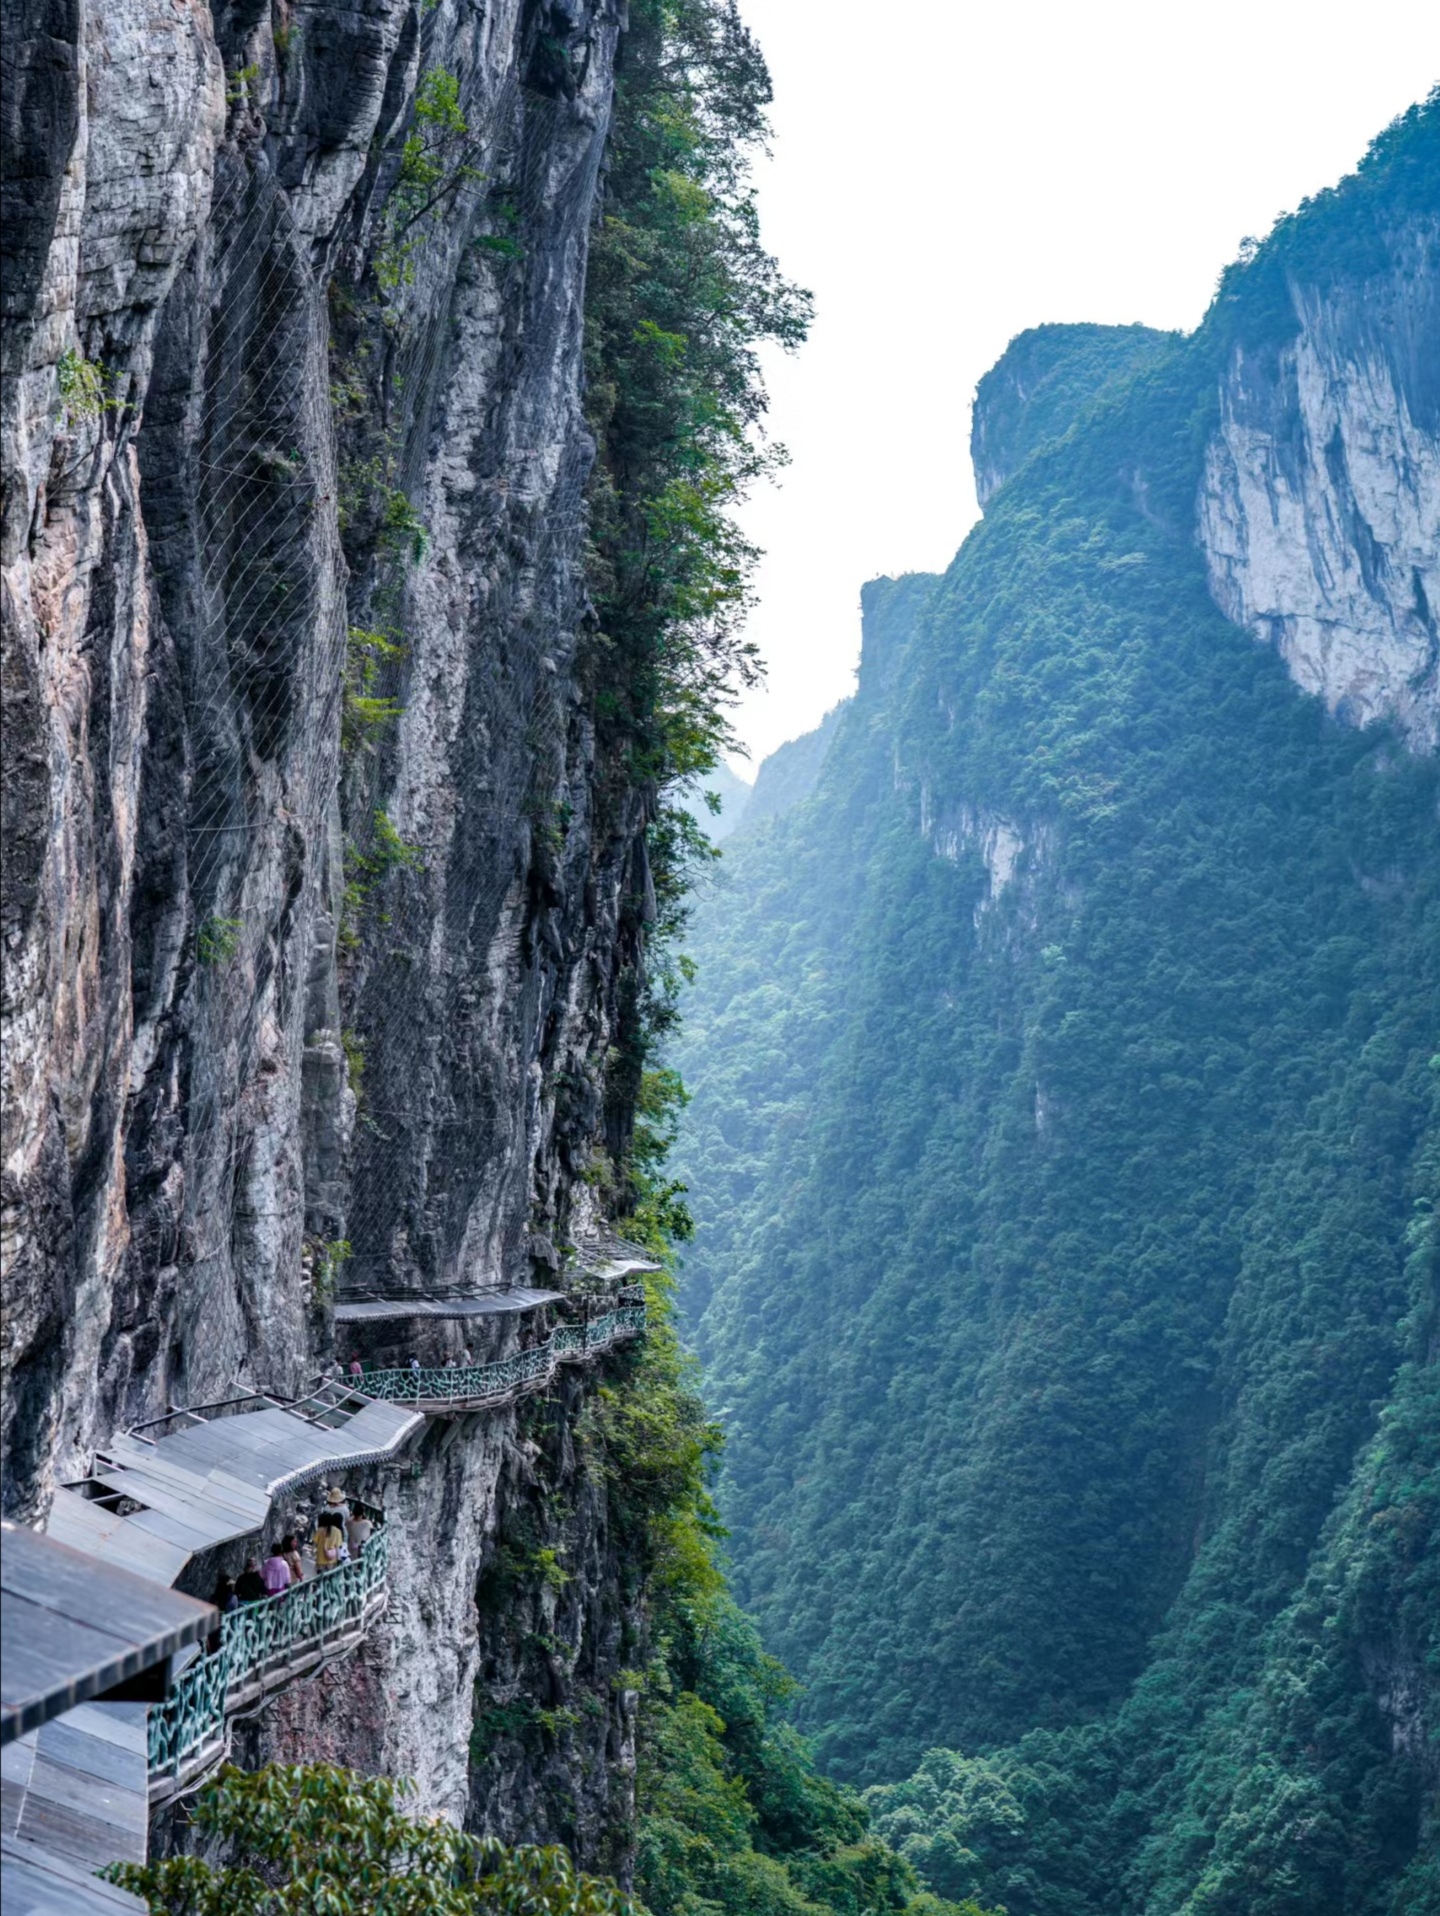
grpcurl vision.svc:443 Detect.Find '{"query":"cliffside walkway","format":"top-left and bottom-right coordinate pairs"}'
top-left (353, 1297), bottom-right (647, 1411)
top-left (47, 1390), bottom-right (422, 1588)
top-left (2, 1529), bottom-right (212, 1915)
top-left (24, 1390), bottom-right (422, 1832)
top-left (147, 1507), bottom-right (390, 1801)
top-left (147, 1294), bottom-right (648, 1792)
top-left (5, 1277), bottom-right (648, 1905)
top-left (1, 1528), bottom-right (213, 1745)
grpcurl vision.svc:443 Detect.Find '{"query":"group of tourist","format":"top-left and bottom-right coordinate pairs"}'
top-left (209, 1487), bottom-right (376, 1620)
top-left (345, 1347), bottom-right (475, 1377)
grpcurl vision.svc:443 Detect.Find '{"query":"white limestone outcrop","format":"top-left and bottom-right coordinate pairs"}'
top-left (1198, 239), bottom-right (1440, 751)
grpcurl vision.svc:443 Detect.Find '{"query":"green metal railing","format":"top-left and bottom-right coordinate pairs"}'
top-left (148, 1524), bottom-right (390, 1791)
top-left (145, 1300), bottom-right (645, 1793)
top-left (356, 1303), bottom-right (646, 1407)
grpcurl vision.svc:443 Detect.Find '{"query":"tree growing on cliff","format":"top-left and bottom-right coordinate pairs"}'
top-left (584, 0), bottom-right (811, 799)
top-left (107, 1764), bottom-right (634, 1916)
top-left (582, 0), bottom-right (811, 1211)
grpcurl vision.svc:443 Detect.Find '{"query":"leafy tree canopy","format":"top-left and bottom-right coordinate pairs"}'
top-left (107, 1764), bottom-right (634, 1916)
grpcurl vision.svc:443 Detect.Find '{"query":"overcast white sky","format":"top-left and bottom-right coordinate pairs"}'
top-left (724, 0), bottom-right (1439, 774)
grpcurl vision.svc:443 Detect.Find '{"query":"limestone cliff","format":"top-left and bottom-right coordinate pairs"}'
top-left (2, 0), bottom-right (654, 1866)
top-left (969, 177), bottom-right (1440, 750)
top-left (2, 0), bottom-right (630, 1499)
top-left (1198, 223), bottom-right (1440, 748)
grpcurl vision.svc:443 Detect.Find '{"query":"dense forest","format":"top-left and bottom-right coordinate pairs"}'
top-left (570, 10), bottom-right (984, 1916)
top-left (671, 98), bottom-right (1440, 1916)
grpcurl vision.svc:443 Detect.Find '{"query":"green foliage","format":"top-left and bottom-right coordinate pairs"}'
top-left (970, 322), bottom-right (1178, 502)
top-left (309, 1238), bottom-right (351, 1301)
top-left (341, 808), bottom-right (423, 952)
top-left (579, 0), bottom-right (809, 1211)
top-left (475, 233), bottom-right (526, 262)
top-left (581, 0), bottom-right (809, 791)
top-left (630, 1067), bottom-right (698, 1250)
top-left (56, 348), bottom-right (112, 424)
top-left (376, 68), bottom-right (484, 297)
top-left (669, 90), bottom-right (1440, 1916)
top-left (865, 1744), bottom-right (1112, 1916)
top-left (382, 489), bottom-right (429, 563)
top-left (342, 624), bottom-right (407, 754)
top-left (226, 63), bottom-right (261, 107)
top-left (196, 915), bottom-right (243, 966)
top-left (532, 1544), bottom-right (573, 1592)
top-left (472, 1697), bottom-right (544, 1757)
top-left (341, 1029), bottom-right (365, 1102)
top-left (579, 1272), bottom-right (992, 1916)
top-left (104, 1762), bottom-right (634, 1916)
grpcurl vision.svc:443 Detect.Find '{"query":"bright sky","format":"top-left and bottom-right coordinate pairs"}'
top-left (725, 0), bottom-right (1440, 773)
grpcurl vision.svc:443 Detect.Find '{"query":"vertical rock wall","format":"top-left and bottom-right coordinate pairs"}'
top-left (1197, 224), bottom-right (1440, 749)
top-left (2, 0), bottom-right (636, 1507)
top-left (2, 0), bottom-right (227, 1511)
top-left (2, 0), bottom-right (653, 1856)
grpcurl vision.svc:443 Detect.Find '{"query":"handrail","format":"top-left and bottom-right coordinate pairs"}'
top-left (142, 1302), bottom-right (645, 1796)
top-left (148, 1525), bottom-right (390, 1796)
top-left (354, 1303), bottom-right (646, 1407)
top-left (127, 1390), bottom-right (289, 1440)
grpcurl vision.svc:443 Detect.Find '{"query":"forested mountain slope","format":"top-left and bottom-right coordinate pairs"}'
top-left (672, 97), bottom-right (1440, 1915)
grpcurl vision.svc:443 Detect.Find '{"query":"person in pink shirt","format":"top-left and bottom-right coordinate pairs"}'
top-left (260, 1543), bottom-right (292, 1597)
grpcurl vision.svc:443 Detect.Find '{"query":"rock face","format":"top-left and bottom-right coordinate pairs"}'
top-left (1198, 228), bottom-right (1440, 749)
top-left (2, 0), bottom-right (228, 1512)
top-left (2, 0), bottom-right (648, 1861)
top-left (972, 231), bottom-right (1440, 752)
top-left (2, 0), bottom-right (628, 1485)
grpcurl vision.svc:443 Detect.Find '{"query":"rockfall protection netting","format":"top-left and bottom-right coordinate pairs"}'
top-left (137, 50), bottom-right (622, 1355)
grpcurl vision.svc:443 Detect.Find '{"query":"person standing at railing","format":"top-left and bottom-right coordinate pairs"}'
top-left (261, 1544), bottom-right (292, 1596)
top-left (280, 1532), bottom-right (305, 1583)
top-left (313, 1512), bottom-right (345, 1571)
top-left (409, 1355), bottom-right (421, 1374)
top-left (236, 1557), bottom-right (267, 1602)
top-left (460, 1345), bottom-right (474, 1368)
top-left (346, 1508), bottom-right (374, 1557)
top-left (208, 1574), bottom-right (239, 1650)
top-left (348, 1354), bottom-right (364, 1377)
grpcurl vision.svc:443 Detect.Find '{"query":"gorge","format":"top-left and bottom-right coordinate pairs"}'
top-left (1, 8), bottom-right (1437, 1916)
top-left (673, 92), bottom-right (1439, 1916)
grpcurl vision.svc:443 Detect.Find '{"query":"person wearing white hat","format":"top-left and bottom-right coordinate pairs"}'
top-left (313, 1501), bottom-right (346, 1572)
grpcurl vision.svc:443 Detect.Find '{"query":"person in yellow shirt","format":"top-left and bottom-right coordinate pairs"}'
top-left (312, 1513), bottom-right (345, 1571)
